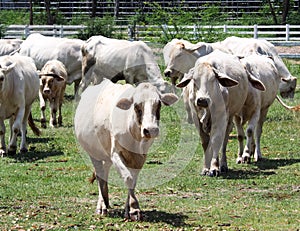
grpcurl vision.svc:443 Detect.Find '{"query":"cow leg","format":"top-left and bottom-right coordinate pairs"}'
top-left (234, 115), bottom-right (245, 164)
top-left (57, 90), bottom-right (64, 127)
top-left (254, 109), bottom-right (268, 162)
top-left (90, 157), bottom-right (111, 216)
top-left (49, 100), bottom-right (57, 128)
top-left (19, 107), bottom-right (31, 153)
top-left (242, 108), bottom-right (260, 164)
top-left (220, 120), bottom-right (234, 173)
top-left (8, 116), bottom-right (18, 155)
top-left (111, 152), bottom-right (143, 221)
top-left (39, 92), bottom-right (47, 128)
top-left (0, 120), bottom-right (6, 156)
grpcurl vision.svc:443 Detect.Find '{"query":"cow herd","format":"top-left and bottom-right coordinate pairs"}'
top-left (0, 34), bottom-right (298, 221)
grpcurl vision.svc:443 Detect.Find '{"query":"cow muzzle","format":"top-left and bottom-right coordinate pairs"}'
top-left (143, 127), bottom-right (159, 139)
top-left (196, 97), bottom-right (209, 108)
top-left (164, 69), bottom-right (172, 78)
top-left (43, 88), bottom-right (51, 95)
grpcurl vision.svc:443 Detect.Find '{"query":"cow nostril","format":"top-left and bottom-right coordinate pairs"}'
top-left (43, 89), bottom-right (50, 94)
top-left (143, 127), bottom-right (159, 138)
top-left (164, 71), bottom-right (171, 77)
top-left (196, 98), bottom-right (209, 108)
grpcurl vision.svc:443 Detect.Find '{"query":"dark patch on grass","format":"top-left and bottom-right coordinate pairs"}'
top-left (107, 208), bottom-right (189, 227)
top-left (254, 158), bottom-right (300, 170)
top-left (4, 150), bottom-right (64, 163)
top-left (222, 168), bottom-right (276, 180)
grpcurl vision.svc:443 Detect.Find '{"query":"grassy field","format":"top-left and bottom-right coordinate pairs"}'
top-left (0, 52), bottom-right (299, 230)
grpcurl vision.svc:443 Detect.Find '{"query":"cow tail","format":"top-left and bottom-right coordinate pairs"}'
top-left (28, 112), bottom-right (41, 136)
top-left (276, 95), bottom-right (300, 111)
top-left (88, 171), bottom-right (96, 184)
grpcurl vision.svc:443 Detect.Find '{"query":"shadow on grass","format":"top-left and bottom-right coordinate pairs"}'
top-left (108, 209), bottom-right (189, 227)
top-left (4, 136), bottom-right (64, 163)
top-left (5, 150), bottom-right (64, 163)
top-left (223, 158), bottom-right (300, 180)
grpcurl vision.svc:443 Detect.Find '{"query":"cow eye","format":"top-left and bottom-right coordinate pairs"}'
top-left (155, 102), bottom-right (161, 120)
top-left (134, 104), bottom-right (143, 124)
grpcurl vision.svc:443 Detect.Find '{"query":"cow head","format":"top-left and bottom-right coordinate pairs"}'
top-left (0, 62), bottom-right (15, 89)
top-left (177, 62), bottom-right (239, 109)
top-left (279, 76), bottom-right (297, 99)
top-left (116, 83), bottom-right (178, 139)
top-left (39, 73), bottom-right (65, 95)
top-left (164, 41), bottom-right (213, 85)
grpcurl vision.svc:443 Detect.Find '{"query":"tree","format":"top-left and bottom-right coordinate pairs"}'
top-left (282, 0), bottom-right (290, 24)
top-left (91, 0), bottom-right (97, 18)
top-left (267, 0), bottom-right (291, 24)
top-left (44, 0), bottom-right (54, 24)
top-left (29, 0), bottom-right (33, 25)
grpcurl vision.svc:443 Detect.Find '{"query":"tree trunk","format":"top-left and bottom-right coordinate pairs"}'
top-left (44, 0), bottom-right (53, 25)
top-left (91, 0), bottom-right (97, 18)
top-left (114, 0), bottom-right (119, 18)
top-left (267, 0), bottom-right (278, 24)
top-left (282, 0), bottom-right (290, 24)
top-left (29, 0), bottom-right (33, 25)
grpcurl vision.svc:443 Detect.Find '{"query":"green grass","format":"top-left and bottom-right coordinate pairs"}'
top-left (0, 56), bottom-right (300, 230)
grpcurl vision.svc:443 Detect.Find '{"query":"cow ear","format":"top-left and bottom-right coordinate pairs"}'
top-left (247, 73), bottom-right (266, 91)
top-left (116, 97), bottom-right (133, 110)
top-left (176, 78), bottom-right (192, 88)
top-left (213, 68), bottom-right (239, 87)
top-left (160, 93), bottom-right (178, 106)
top-left (244, 65), bottom-right (266, 91)
top-left (1, 62), bottom-right (16, 74)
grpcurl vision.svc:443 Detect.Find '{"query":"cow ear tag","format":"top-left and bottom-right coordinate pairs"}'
top-left (116, 97), bottom-right (133, 110)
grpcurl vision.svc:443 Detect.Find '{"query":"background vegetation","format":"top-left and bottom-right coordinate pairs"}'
top-left (1, 1), bottom-right (300, 43)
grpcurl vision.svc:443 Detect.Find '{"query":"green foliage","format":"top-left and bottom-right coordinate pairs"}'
top-left (76, 16), bottom-right (119, 40)
top-left (0, 10), bottom-right (29, 25)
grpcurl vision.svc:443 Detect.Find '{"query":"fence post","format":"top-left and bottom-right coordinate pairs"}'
top-left (24, 25), bottom-right (30, 38)
top-left (60, 25), bottom-right (64, 38)
top-left (285, 24), bottom-right (290, 41)
top-left (193, 24), bottom-right (197, 40)
top-left (128, 25), bottom-right (134, 40)
top-left (223, 24), bottom-right (227, 33)
top-left (253, 24), bottom-right (258, 39)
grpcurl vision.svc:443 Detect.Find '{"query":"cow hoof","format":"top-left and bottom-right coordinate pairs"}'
top-left (220, 166), bottom-right (228, 173)
top-left (242, 156), bottom-right (251, 164)
top-left (236, 157), bottom-right (243, 164)
top-left (129, 211), bottom-right (143, 221)
top-left (7, 149), bottom-right (16, 156)
top-left (201, 169), bottom-right (210, 176)
top-left (20, 147), bottom-right (28, 153)
top-left (96, 208), bottom-right (108, 216)
top-left (208, 169), bottom-right (220, 177)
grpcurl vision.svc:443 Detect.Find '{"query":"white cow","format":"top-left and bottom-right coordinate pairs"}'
top-left (177, 50), bottom-right (265, 176)
top-left (236, 54), bottom-right (288, 163)
top-left (39, 60), bottom-right (67, 128)
top-left (220, 36), bottom-right (297, 98)
top-left (0, 54), bottom-right (40, 155)
top-left (19, 33), bottom-right (84, 94)
top-left (79, 35), bottom-right (170, 94)
top-left (0, 39), bottom-right (23, 56)
top-left (74, 79), bottom-right (178, 220)
top-left (163, 39), bottom-right (218, 85)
